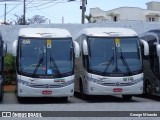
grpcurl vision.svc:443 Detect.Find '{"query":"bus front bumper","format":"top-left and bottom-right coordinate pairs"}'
top-left (84, 81), bottom-right (143, 95)
top-left (17, 84), bottom-right (74, 97)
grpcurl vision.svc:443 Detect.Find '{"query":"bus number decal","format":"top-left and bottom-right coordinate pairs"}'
top-left (123, 77), bottom-right (133, 82)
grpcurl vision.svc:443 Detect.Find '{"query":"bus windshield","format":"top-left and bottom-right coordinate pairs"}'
top-left (88, 37), bottom-right (142, 76)
top-left (18, 38), bottom-right (73, 77)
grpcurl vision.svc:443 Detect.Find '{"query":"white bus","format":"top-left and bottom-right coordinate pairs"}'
top-left (0, 33), bottom-right (7, 101)
top-left (12, 28), bottom-right (80, 101)
top-left (74, 27), bottom-right (149, 100)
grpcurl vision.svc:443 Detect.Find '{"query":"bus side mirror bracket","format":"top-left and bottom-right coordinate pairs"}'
top-left (82, 39), bottom-right (88, 55)
top-left (73, 41), bottom-right (80, 58)
top-left (12, 40), bottom-right (18, 56)
top-left (156, 44), bottom-right (160, 58)
top-left (3, 43), bottom-right (7, 57)
top-left (140, 39), bottom-right (149, 58)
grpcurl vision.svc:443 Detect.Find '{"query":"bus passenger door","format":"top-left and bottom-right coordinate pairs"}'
top-left (147, 34), bottom-right (160, 94)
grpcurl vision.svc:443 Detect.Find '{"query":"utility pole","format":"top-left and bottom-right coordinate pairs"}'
top-left (4, 3), bottom-right (6, 23)
top-left (62, 16), bottom-right (64, 24)
top-left (23, 0), bottom-right (26, 25)
top-left (81, 0), bottom-right (87, 24)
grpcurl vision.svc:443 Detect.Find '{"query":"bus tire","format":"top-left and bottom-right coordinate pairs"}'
top-left (0, 83), bottom-right (4, 102)
top-left (122, 95), bottom-right (132, 101)
top-left (17, 96), bottom-right (24, 103)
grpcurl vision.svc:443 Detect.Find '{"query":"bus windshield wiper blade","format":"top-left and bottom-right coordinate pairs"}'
top-left (50, 56), bottom-right (62, 76)
top-left (119, 48), bottom-right (132, 75)
top-left (103, 56), bottom-right (114, 74)
top-left (103, 48), bottom-right (114, 74)
top-left (32, 57), bottom-right (43, 76)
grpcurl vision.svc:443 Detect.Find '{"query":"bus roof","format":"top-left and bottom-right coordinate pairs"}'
top-left (76, 27), bottom-right (138, 38)
top-left (19, 28), bottom-right (71, 38)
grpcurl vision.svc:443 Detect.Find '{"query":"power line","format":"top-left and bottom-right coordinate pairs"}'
top-left (26, 0), bottom-right (34, 6)
top-left (26, 0), bottom-right (65, 22)
top-left (0, 2), bottom-right (22, 18)
top-left (27, 7), bottom-right (62, 21)
top-left (26, 0), bottom-right (63, 9)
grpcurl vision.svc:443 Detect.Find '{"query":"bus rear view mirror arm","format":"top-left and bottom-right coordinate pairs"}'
top-left (140, 39), bottom-right (149, 57)
top-left (3, 43), bottom-right (7, 57)
top-left (156, 44), bottom-right (160, 58)
top-left (12, 40), bottom-right (18, 56)
top-left (73, 41), bottom-right (80, 58)
top-left (82, 39), bottom-right (88, 55)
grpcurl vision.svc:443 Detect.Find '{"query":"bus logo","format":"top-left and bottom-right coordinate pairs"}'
top-left (44, 84), bottom-right (50, 88)
top-left (116, 82), bottom-right (120, 86)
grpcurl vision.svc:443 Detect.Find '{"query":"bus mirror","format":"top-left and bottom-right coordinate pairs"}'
top-left (73, 41), bottom-right (80, 58)
top-left (3, 43), bottom-right (7, 57)
top-left (82, 39), bottom-right (88, 55)
top-left (12, 40), bottom-right (18, 56)
top-left (156, 45), bottom-right (160, 58)
top-left (140, 39), bottom-right (149, 57)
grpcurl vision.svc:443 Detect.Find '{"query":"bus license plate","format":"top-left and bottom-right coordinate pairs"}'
top-left (113, 88), bottom-right (123, 92)
top-left (42, 90), bottom-right (52, 95)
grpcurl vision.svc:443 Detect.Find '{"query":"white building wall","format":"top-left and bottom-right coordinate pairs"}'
top-left (146, 2), bottom-right (160, 10)
top-left (90, 5), bottom-right (160, 23)
top-left (107, 7), bottom-right (143, 21)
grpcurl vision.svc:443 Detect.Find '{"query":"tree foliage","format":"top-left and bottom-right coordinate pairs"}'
top-left (14, 15), bottom-right (25, 25)
top-left (28, 15), bottom-right (48, 24)
top-left (13, 15), bottom-right (47, 25)
top-left (85, 14), bottom-right (92, 23)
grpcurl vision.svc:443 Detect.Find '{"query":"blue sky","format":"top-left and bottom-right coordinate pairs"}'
top-left (0, 0), bottom-right (155, 24)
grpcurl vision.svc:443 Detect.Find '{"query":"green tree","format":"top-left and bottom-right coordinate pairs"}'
top-left (4, 53), bottom-right (16, 84)
top-left (85, 14), bottom-right (92, 23)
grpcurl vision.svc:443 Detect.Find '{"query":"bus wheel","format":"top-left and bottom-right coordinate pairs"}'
top-left (122, 95), bottom-right (132, 101)
top-left (145, 80), bottom-right (152, 95)
top-left (0, 84), bottom-right (3, 102)
top-left (17, 96), bottom-right (24, 103)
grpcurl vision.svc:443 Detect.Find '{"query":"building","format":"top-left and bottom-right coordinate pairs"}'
top-left (90, 1), bottom-right (160, 23)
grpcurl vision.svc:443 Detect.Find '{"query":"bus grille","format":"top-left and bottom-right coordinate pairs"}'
top-left (30, 84), bottom-right (65, 88)
top-left (100, 82), bottom-right (134, 86)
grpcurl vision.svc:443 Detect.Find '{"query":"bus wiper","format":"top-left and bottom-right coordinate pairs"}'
top-left (103, 48), bottom-right (114, 74)
top-left (103, 56), bottom-right (114, 74)
top-left (32, 57), bottom-right (43, 76)
top-left (119, 48), bottom-right (132, 75)
top-left (49, 56), bottom-right (62, 76)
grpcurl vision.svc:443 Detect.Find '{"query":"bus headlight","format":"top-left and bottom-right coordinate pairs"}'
top-left (132, 77), bottom-right (143, 84)
top-left (66, 79), bottom-right (74, 85)
top-left (18, 79), bottom-right (32, 87)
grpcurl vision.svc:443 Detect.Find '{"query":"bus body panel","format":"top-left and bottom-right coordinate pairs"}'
top-left (17, 75), bottom-right (74, 97)
top-left (83, 73), bottom-right (143, 95)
